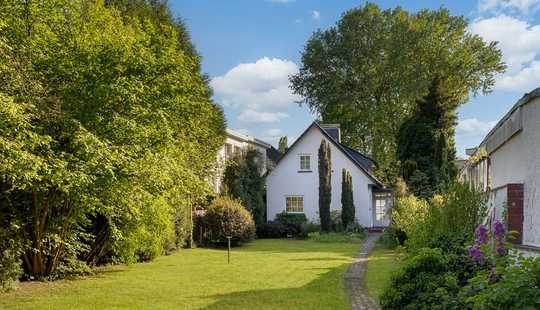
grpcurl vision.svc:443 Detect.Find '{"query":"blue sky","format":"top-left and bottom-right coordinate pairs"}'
top-left (171, 0), bottom-right (540, 157)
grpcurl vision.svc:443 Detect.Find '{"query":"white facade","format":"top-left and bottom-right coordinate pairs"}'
top-left (460, 88), bottom-right (540, 250)
top-left (212, 129), bottom-right (271, 193)
top-left (266, 123), bottom-right (391, 228)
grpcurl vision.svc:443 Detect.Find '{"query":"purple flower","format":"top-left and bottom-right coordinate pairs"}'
top-left (468, 245), bottom-right (485, 263)
top-left (492, 220), bottom-right (506, 239)
top-left (475, 224), bottom-right (489, 245)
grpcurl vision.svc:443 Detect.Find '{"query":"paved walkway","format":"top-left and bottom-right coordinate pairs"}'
top-left (344, 233), bottom-right (381, 310)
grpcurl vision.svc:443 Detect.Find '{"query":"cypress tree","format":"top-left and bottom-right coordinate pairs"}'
top-left (318, 140), bottom-right (332, 232)
top-left (341, 169), bottom-right (355, 228)
top-left (278, 136), bottom-right (288, 154)
top-left (397, 77), bottom-right (458, 197)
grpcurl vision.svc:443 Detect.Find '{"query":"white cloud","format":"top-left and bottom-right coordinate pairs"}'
top-left (456, 118), bottom-right (497, 138)
top-left (263, 128), bottom-right (283, 137)
top-left (237, 110), bottom-right (289, 123)
top-left (469, 15), bottom-right (540, 91)
top-left (210, 57), bottom-right (301, 110)
top-left (311, 10), bottom-right (320, 20)
top-left (479, 0), bottom-right (540, 14)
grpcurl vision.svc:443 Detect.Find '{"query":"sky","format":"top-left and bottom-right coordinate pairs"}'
top-left (171, 0), bottom-right (540, 157)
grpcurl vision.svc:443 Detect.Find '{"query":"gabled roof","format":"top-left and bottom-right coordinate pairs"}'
top-left (270, 122), bottom-right (383, 187)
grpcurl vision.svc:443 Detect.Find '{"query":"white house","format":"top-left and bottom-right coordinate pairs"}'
top-left (460, 88), bottom-right (540, 253)
top-left (266, 122), bottom-right (392, 228)
top-left (212, 129), bottom-right (277, 193)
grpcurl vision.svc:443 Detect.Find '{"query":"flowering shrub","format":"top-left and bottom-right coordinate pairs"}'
top-left (467, 220), bottom-right (508, 265)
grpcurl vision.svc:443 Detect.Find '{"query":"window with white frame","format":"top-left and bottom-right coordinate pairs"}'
top-left (225, 143), bottom-right (233, 160)
top-left (286, 196), bottom-right (304, 213)
top-left (299, 154), bottom-right (311, 171)
top-left (375, 196), bottom-right (386, 221)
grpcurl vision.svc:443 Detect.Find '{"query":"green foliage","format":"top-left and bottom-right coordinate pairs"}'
top-left (341, 169), bottom-right (355, 228)
top-left (397, 78), bottom-right (458, 197)
top-left (290, 3), bottom-right (505, 185)
top-left (198, 197), bottom-right (255, 247)
top-left (0, 222), bottom-right (24, 292)
top-left (222, 149), bottom-right (266, 226)
top-left (392, 182), bottom-right (487, 250)
top-left (298, 222), bottom-right (321, 239)
top-left (379, 227), bottom-right (400, 249)
top-left (318, 140), bottom-right (332, 232)
top-left (307, 232), bottom-right (365, 243)
top-left (381, 248), bottom-right (464, 310)
top-left (278, 136), bottom-right (288, 154)
top-left (256, 222), bottom-right (286, 239)
top-left (275, 211), bottom-right (308, 236)
top-left (0, 0), bottom-right (224, 281)
top-left (463, 255), bottom-right (540, 309)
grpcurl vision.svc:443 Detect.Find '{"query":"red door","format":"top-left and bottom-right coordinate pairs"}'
top-left (507, 184), bottom-right (524, 244)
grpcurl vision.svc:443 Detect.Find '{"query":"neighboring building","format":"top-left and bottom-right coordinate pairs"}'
top-left (212, 129), bottom-right (274, 193)
top-left (460, 88), bottom-right (540, 252)
top-left (266, 122), bottom-right (392, 228)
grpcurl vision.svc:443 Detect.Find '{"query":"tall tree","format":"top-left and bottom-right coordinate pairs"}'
top-left (397, 77), bottom-right (458, 197)
top-left (341, 169), bottom-right (355, 228)
top-left (290, 3), bottom-right (505, 185)
top-left (0, 0), bottom-right (225, 278)
top-left (278, 136), bottom-right (288, 154)
top-left (318, 140), bottom-right (332, 232)
top-left (222, 149), bottom-right (266, 226)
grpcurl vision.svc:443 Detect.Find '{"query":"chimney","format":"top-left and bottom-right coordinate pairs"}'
top-left (320, 124), bottom-right (341, 143)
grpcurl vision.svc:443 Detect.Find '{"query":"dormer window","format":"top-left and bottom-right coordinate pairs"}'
top-left (299, 154), bottom-right (311, 171)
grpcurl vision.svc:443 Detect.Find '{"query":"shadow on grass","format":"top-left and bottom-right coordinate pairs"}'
top-left (202, 266), bottom-right (349, 310)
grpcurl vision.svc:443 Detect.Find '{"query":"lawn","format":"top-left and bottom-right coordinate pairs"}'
top-left (364, 244), bottom-right (402, 301)
top-left (0, 239), bottom-right (360, 310)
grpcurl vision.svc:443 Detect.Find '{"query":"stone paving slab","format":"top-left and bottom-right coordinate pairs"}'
top-left (344, 233), bottom-right (381, 310)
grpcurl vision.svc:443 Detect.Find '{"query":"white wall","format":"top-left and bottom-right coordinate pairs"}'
top-left (266, 126), bottom-right (376, 227)
top-left (489, 98), bottom-right (540, 247)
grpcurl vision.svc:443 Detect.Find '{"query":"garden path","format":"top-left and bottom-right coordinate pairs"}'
top-left (344, 232), bottom-right (381, 310)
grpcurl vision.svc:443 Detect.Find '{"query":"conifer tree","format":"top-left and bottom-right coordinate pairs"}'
top-left (278, 136), bottom-right (288, 154)
top-left (318, 140), bottom-right (332, 232)
top-left (341, 169), bottom-right (355, 228)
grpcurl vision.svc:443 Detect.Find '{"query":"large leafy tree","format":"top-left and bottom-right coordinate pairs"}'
top-left (318, 140), bottom-right (332, 232)
top-left (290, 3), bottom-right (505, 184)
top-left (0, 0), bottom-right (224, 279)
top-left (397, 78), bottom-right (458, 197)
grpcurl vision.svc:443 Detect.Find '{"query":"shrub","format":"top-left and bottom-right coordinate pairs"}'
top-left (298, 222), bottom-right (320, 239)
top-left (256, 222), bottom-right (286, 239)
top-left (379, 227), bottom-right (400, 249)
top-left (275, 212), bottom-right (307, 236)
top-left (0, 223), bottom-right (24, 292)
top-left (308, 232), bottom-right (365, 243)
top-left (393, 182), bottom-right (487, 250)
top-left (330, 210), bottom-right (343, 232)
top-left (381, 248), bottom-right (464, 310)
top-left (463, 255), bottom-right (540, 309)
top-left (199, 197), bottom-right (255, 246)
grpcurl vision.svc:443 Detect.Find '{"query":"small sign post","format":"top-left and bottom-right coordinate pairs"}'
top-left (226, 236), bottom-right (232, 264)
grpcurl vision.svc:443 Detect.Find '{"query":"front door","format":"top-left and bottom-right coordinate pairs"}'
top-left (373, 193), bottom-right (391, 227)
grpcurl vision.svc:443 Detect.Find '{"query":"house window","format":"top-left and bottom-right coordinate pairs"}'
top-left (225, 143), bottom-right (233, 160)
top-left (286, 196), bottom-right (304, 213)
top-left (299, 154), bottom-right (311, 171)
top-left (375, 198), bottom-right (386, 221)
top-left (234, 145), bottom-right (242, 156)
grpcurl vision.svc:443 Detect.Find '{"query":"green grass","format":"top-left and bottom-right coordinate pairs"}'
top-left (365, 244), bottom-right (402, 301)
top-left (0, 239), bottom-right (360, 310)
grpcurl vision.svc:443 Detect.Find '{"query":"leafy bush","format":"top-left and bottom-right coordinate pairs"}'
top-left (308, 232), bottom-right (365, 243)
top-left (392, 182), bottom-right (487, 250)
top-left (0, 223), bottom-right (24, 292)
top-left (379, 227), bottom-right (400, 249)
top-left (298, 222), bottom-right (320, 239)
top-left (330, 210), bottom-right (343, 232)
top-left (199, 197), bottom-right (255, 246)
top-left (275, 212), bottom-right (307, 236)
top-left (381, 248), bottom-right (464, 310)
top-left (463, 255), bottom-right (540, 309)
top-left (256, 222), bottom-right (286, 239)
